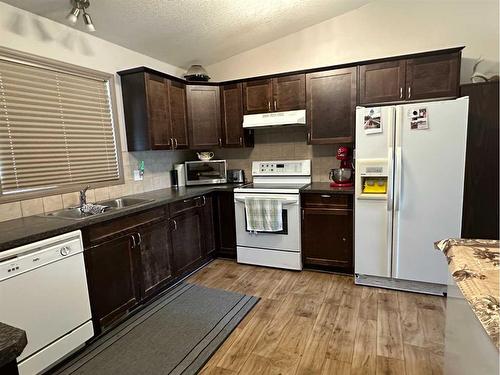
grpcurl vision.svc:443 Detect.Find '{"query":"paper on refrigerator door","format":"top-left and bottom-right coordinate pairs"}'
top-left (363, 107), bottom-right (383, 134)
top-left (408, 107), bottom-right (429, 130)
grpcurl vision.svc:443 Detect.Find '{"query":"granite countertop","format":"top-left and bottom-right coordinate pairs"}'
top-left (435, 238), bottom-right (500, 349)
top-left (0, 322), bottom-right (27, 368)
top-left (0, 183), bottom-right (243, 253)
top-left (300, 182), bottom-right (355, 195)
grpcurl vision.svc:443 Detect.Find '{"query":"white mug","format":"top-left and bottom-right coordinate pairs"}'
top-left (197, 152), bottom-right (214, 161)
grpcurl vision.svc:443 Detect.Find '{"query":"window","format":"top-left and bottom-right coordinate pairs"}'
top-left (0, 48), bottom-right (123, 201)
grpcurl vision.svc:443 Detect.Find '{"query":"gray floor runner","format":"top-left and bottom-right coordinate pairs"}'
top-left (52, 283), bottom-right (259, 375)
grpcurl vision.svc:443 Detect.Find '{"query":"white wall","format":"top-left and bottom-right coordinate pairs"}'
top-left (206, 0), bottom-right (500, 83)
top-left (0, 2), bottom-right (185, 150)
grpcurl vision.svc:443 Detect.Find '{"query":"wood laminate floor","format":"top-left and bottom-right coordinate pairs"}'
top-left (188, 259), bottom-right (446, 375)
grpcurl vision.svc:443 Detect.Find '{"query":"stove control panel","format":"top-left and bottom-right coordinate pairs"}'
top-left (252, 160), bottom-right (311, 176)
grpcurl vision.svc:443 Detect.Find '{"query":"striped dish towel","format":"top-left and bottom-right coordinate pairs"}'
top-left (245, 198), bottom-right (283, 232)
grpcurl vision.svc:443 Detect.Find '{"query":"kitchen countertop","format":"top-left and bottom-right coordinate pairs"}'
top-left (0, 322), bottom-right (27, 368)
top-left (435, 238), bottom-right (500, 349)
top-left (0, 184), bottom-right (243, 253)
top-left (300, 182), bottom-right (355, 195)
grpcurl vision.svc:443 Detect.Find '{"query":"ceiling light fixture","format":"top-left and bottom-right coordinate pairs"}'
top-left (66, 0), bottom-right (95, 32)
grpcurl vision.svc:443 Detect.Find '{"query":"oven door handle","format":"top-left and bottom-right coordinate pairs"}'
top-left (234, 198), bottom-right (298, 206)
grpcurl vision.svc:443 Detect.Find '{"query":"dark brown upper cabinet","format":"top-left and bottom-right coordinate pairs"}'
top-left (242, 74), bottom-right (306, 114)
top-left (306, 67), bottom-right (356, 144)
top-left (405, 52), bottom-right (460, 101)
top-left (120, 71), bottom-right (189, 151)
top-left (242, 79), bottom-right (273, 114)
top-left (359, 50), bottom-right (460, 105)
top-left (186, 85), bottom-right (222, 149)
top-left (168, 80), bottom-right (189, 149)
top-left (358, 60), bottom-right (406, 105)
top-left (273, 74), bottom-right (306, 111)
top-left (220, 83), bottom-right (253, 148)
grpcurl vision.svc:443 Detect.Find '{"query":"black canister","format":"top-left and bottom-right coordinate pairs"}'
top-left (170, 169), bottom-right (179, 188)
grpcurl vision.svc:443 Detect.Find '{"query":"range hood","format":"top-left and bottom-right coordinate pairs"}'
top-left (243, 109), bottom-right (306, 129)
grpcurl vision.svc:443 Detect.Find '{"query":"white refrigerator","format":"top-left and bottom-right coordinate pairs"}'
top-left (354, 97), bottom-right (469, 295)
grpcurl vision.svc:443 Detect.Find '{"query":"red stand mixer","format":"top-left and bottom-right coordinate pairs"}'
top-left (329, 146), bottom-right (354, 187)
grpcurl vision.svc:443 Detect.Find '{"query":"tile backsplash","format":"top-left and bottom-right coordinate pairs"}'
top-left (0, 128), bottom-right (350, 223)
top-left (216, 127), bottom-right (349, 183)
top-left (0, 150), bottom-right (195, 223)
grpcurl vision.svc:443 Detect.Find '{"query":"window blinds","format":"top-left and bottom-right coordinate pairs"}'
top-left (0, 59), bottom-right (120, 196)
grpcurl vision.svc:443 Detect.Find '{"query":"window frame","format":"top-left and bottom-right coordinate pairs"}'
top-left (0, 46), bottom-right (124, 203)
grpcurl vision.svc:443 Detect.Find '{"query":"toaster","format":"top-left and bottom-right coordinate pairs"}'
top-left (227, 169), bottom-right (245, 183)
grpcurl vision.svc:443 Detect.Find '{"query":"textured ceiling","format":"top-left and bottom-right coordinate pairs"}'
top-left (1, 0), bottom-right (372, 68)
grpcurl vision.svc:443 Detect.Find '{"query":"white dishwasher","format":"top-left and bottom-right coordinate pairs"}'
top-left (0, 230), bottom-right (94, 375)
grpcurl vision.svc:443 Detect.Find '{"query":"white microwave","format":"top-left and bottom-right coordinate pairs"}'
top-left (185, 160), bottom-right (227, 186)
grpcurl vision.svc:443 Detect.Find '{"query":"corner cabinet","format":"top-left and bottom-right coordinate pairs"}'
top-left (301, 193), bottom-right (353, 273)
top-left (186, 85), bottom-right (222, 149)
top-left (306, 68), bottom-right (356, 144)
top-left (242, 74), bottom-right (305, 114)
top-left (119, 71), bottom-right (189, 151)
top-left (359, 50), bottom-right (461, 105)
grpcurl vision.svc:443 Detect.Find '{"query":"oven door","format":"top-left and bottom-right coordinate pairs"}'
top-left (234, 193), bottom-right (301, 252)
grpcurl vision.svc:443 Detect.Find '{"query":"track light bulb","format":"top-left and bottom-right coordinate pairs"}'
top-left (83, 12), bottom-right (95, 32)
top-left (66, 7), bottom-right (80, 24)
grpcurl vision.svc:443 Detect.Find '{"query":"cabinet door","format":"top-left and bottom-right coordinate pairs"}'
top-left (200, 195), bottom-right (216, 256)
top-left (170, 209), bottom-right (204, 275)
top-left (306, 67), bottom-right (356, 144)
top-left (168, 80), bottom-right (189, 149)
top-left (302, 208), bottom-right (353, 272)
top-left (85, 234), bottom-right (139, 331)
top-left (358, 61), bottom-right (406, 105)
top-left (186, 85), bottom-right (222, 149)
top-left (243, 79), bottom-right (272, 114)
top-left (405, 53), bottom-right (460, 101)
top-left (221, 83), bottom-right (244, 147)
top-left (138, 220), bottom-right (173, 300)
top-left (273, 74), bottom-right (306, 111)
top-left (215, 191), bottom-right (236, 258)
top-left (145, 73), bottom-right (171, 149)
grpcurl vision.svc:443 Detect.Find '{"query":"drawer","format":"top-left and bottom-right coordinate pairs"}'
top-left (302, 193), bottom-right (352, 208)
top-left (86, 206), bottom-right (166, 244)
top-left (169, 195), bottom-right (204, 217)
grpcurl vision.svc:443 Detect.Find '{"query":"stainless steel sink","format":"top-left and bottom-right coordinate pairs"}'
top-left (41, 198), bottom-right (154, 220)
top-left (43, 207), bottom-right (101, 220)
top-left (98, 197), bottom-right (153, 209)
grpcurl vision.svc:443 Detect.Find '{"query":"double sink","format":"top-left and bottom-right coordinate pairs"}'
top-left (41, 197), bottom-right (153, 220)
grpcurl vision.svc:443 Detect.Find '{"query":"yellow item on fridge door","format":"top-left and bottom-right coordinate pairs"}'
top-left (362, 178), bottom-right (387, 194)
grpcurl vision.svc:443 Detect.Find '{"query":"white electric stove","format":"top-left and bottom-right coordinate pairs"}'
top-left (234, 160), bottom-right (311, 270)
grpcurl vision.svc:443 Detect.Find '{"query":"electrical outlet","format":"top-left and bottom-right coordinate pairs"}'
top-left (133, 169), bottom-right (143, 181)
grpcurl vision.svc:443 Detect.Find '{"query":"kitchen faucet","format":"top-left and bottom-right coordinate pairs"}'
top-left (79, 185), bottom-right (90, 209)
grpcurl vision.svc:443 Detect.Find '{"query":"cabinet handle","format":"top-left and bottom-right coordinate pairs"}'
top-left (342, 237), bottom-right (347, 242)
top-left (171, 219), bottom-right (177, 231)
top-left (408, 86), bottom-right (411, 99)
top-left (201, 195), bottom-right (206, 207)
top-left (321, 194), bottom-right (331, 198)
top-left (218, 138), bottom-right (222, 147)
top-left (183, 198), bottom-right (192, 203)
top-left (399, 87), bottom-right (403, 99)
top-left (307, 132), bottom-right (311, 143)
top-left (274, 99), bottom-right (277, 111)
top-left (131, 234), bottom-right (136, 248)
top-left (174, 138), bottom-right (178, 149)
top-left (302, 210), bottom-right (304, 220)
top-left (268, 101), bottom-right (271, 111)
top-left (170, 137), bottom-right (174, 149)
top-left (239, 136), bottom-right (243, 146)
top-left (137, 232), bottom-right (142, 246)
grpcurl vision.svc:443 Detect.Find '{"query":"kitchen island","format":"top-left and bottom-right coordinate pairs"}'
top-left (436, 239), bottom-right (499, 374)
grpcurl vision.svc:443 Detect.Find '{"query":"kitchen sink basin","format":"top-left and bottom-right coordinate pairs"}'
top-left (98, 197), bottom-right (153, 209)
top-left (40, 198), bottom-right (154, 220)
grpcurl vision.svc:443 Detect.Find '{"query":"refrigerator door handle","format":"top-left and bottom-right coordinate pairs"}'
top-left (386, 146), bottom-right (394, 211)
top-left (394, 147), bottom-right (402, 212)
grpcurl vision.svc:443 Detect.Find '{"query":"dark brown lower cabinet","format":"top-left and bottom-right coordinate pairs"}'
top-left (170, 207), bottom-right (204, 276)
top-left (215, 191), bottom-right (237, 258)
top-left (201, 194), bottom-right (217, 256)
top-left (301, 194), bottom-right (353, 273)
top-left (84, 234), bottom-right (139, 331)
top-left (138, 220), bottom-right (173, 300)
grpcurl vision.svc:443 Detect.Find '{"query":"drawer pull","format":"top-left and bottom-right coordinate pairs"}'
top-left (321, 194), bottom-right (331, 198)
top-left (171, 219), bottom-right (177, 231)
